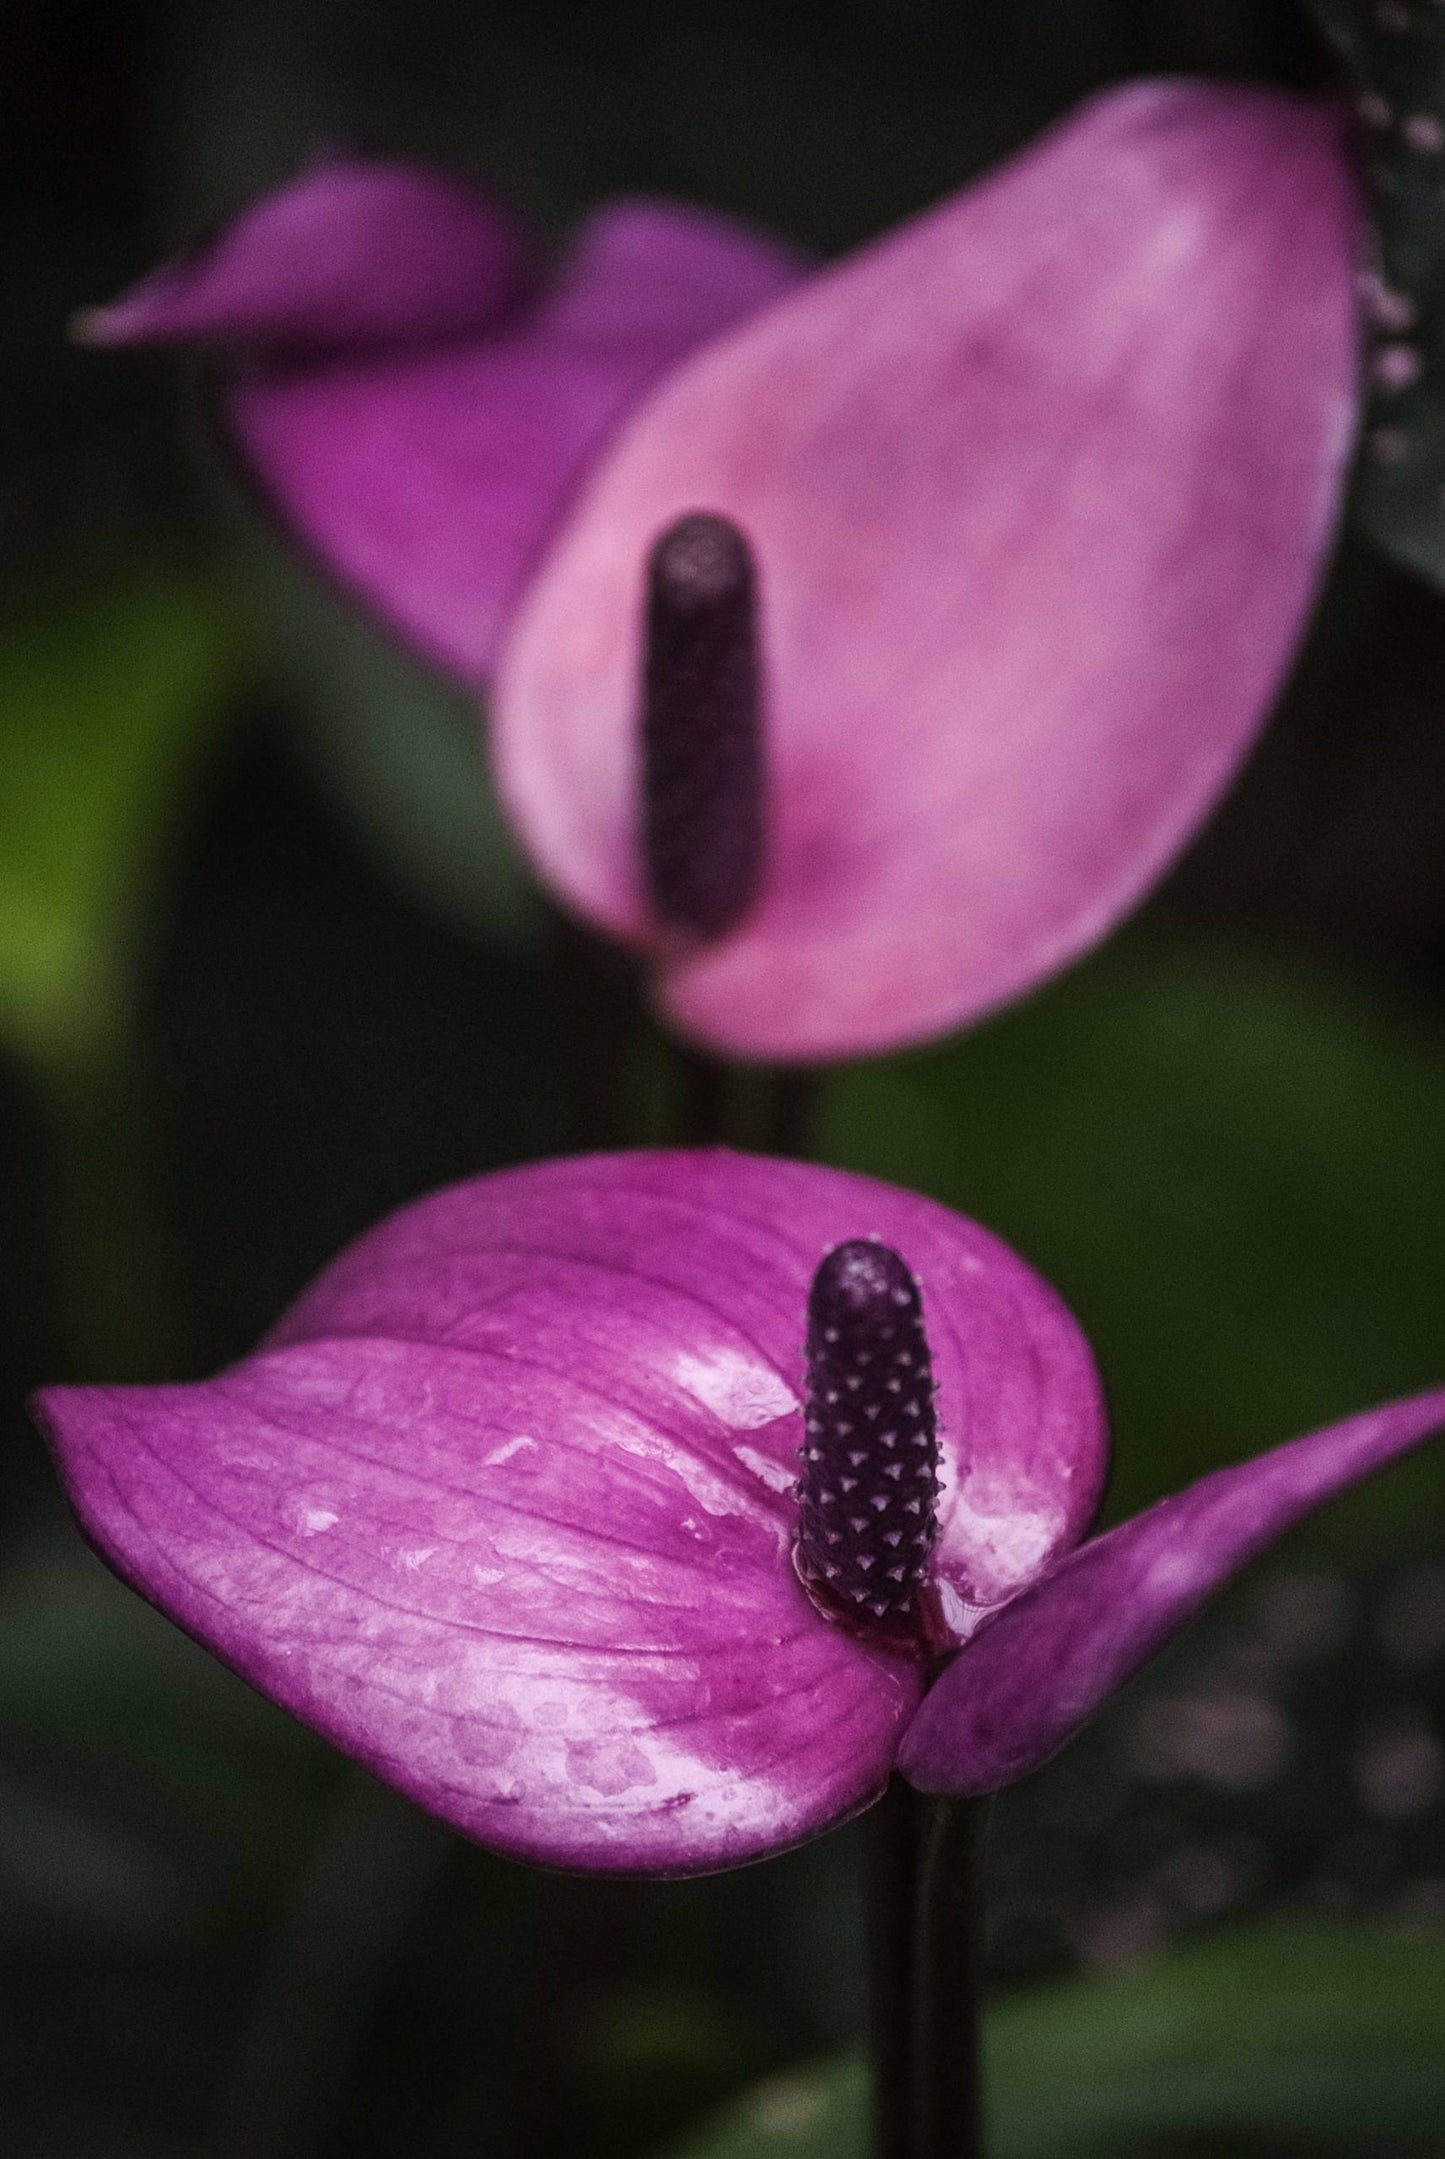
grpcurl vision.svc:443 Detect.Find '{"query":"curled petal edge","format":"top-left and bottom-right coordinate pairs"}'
top-left (74, 154), bottom-right (532, 351)
top-left (899, 1387), bottom-right (1445, 1796)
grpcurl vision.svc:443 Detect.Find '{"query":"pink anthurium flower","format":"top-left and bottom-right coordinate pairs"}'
top-left (35, 1152), bottom-right (1445, 1877)
top-left (83, 83), bottom-right (1361, 1064)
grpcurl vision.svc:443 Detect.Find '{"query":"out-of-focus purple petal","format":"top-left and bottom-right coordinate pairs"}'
top-left (225, 203), bottom-right (803, 679)
top-left (271, 1151), bottom-right (1109, 1618)
top-left (899, 1389), bottom-right (1445, 1797)
top-left (494, 81), bottom-right (1361, 1060)
top-left (76, 155), bottom-right (531, 351)
top-left (85, 173), bottom-right (804, 682)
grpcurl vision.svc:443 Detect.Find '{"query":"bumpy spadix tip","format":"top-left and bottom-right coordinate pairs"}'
top-left (641, 510), bottom-right (765, 942)
top-left (795, 1239), bottom-right (939, 1638)
top-left (652, 512), bottom-right (752, 609)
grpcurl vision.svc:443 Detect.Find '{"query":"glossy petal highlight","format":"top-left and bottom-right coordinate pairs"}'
top-left (86, 170), bottom-right (804, 682)
top-left (899, 1388), bottom-right (1445, 1797)
top-left (36, 1152), bottom-right (1104, 1869)
top-left (39, 1341), bottom-right (917, 1874)
top-left (270, 1151), bottom-right (1109, 1616)
top-left (496, 81), bottom-right (1361, 1059)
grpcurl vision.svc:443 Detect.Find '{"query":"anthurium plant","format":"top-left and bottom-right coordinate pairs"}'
top-left (40, 34), bottom-right (1445, 2159)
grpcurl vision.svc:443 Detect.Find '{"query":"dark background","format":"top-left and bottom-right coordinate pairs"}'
top-left (6, 4), bottom-right (1445, 2155)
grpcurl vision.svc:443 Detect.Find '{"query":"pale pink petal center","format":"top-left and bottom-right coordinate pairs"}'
top-left (495, 81), bottom-right (1360, 1059)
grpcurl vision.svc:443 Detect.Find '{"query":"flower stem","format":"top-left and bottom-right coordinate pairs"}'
top-left (865, 1777), bottom-right (927, 2159)
top-left (912, 1796), bottom-right (985, 2159)
top-left (762, 1066), bottom-right (819, 1158)
top-left (865, 1784), bottom-right (986, 2159)
top-left (555, 914), bottom-right (646, 1150)
top-left (676, 1041), bottom-right (734, 1145)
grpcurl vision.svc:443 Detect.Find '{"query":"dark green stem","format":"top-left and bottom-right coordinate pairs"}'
top-left (676, 1041), bottom-right (734, 1145)
top-left (762, 1066), bottom-right (820, 1159)
top-left (865, 1778), bottom-right (927, 2159)
top-left (555, 914), bottom-right (646, 1151)
top-left (913, 1797), bottom-right (985, 2159)
top-left (865, 1786), bottom-right (986, 2159)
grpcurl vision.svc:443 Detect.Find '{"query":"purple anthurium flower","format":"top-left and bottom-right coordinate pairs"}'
top-left (35, 1152), bottom-right (1445, 1877)
top-left (83, 84), bottom-right (1360, 1064)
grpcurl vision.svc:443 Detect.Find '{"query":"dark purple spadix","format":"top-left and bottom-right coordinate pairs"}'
top-left (640, 510), bottom-right (764, 940)
top-left (795, 1239), bottom-right (940, 1635)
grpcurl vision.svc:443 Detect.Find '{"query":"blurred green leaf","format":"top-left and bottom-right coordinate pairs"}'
top-left (0, 572), bottom-right (234, 1064)
top-left (569, 1980), bottom-right (764, 2159)
top-left (666, 1922), bottom-right (1445, 2159)
top-left (664, 2061), bottom-right (865, 2159)
top-left (0, 1529), bottom-right (376, 2157)
top-left (821, 936), bottom-right (1445, 1525)
top-left (254, 561), bottom-right (544, 953)
top-left (0, 1530), bottom-right (332, 1944)
top-left (1309, 2), bottom-right (1445, 588)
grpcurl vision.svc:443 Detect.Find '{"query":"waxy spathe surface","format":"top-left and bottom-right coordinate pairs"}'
top-left (36, 1153), bottom-right (1445, 1876)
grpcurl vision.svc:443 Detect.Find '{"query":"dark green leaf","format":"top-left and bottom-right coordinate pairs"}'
top-left (0, 573), bottom-right (234, 1064)
top-left (255, 564), bottom-right (544, 952)
top-left (665, 1922), bottom-right (1445, 2159)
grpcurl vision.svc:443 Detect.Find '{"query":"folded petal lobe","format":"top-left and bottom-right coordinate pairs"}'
top-left (89, 173), bottom-right (805, 682)
top-left (899, 1388), bottom-right (1445, 1797)
top-left (495, 80), bottom-right (1361, 1058)
top-left (78, 155), bottom-right (531, 350)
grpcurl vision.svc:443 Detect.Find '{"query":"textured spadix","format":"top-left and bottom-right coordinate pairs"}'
top-left (495, 80), bottom-right (1360, 1059)
top-left (82, 161), bottom-right (804, 682)
top-left (796, 1240), bottom-right (940, 1625)
top-left (642, 513), bottom-right (765, 939)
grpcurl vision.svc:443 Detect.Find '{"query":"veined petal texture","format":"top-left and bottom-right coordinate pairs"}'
top-left (39, 1340), bottom-right (918, 1874)
top-left (496, 81), bottom-right (1360, 1059)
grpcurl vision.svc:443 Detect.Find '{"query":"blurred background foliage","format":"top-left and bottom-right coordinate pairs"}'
top-left (7, 1), bottom-right (1445, 2155)
top-left (670, 1927), bottom-right (1445, 2158)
